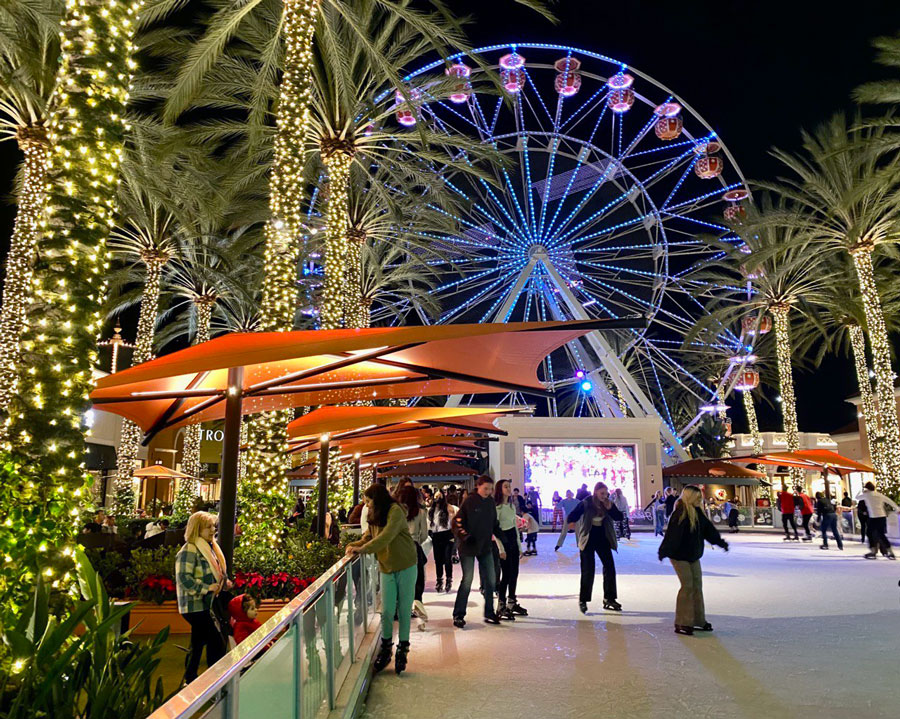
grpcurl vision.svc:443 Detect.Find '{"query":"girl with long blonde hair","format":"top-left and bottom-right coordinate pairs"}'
top-left (658, 485), bottom-right (729, 635)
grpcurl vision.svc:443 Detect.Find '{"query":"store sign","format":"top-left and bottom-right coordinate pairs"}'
top-left (203, 429), bottom-right (225, 442)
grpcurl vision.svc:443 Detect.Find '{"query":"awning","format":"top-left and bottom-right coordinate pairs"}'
top-left (380, 461), bottom-right (478, 478)
top-left (133, 464), bottom-right (195, 480)
top-left (664, 459), bottom-right (765, 486)
top-left (726, 449), bottom-right (874, 476)
top-left (90, 320), bottom-right (626, 439)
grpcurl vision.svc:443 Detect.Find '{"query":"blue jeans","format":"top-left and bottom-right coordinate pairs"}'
top-left (654, 509), bottom-right (665, 536)
top-left (453, 551), bottom-right (496, 619)
top-left (820, 514), bottom-right (843, 550)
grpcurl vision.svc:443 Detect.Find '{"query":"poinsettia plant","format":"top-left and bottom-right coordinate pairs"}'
top-left (234, 571), bottom-right (316, 600)
top-left (137, 574), bottom-right (177, 605)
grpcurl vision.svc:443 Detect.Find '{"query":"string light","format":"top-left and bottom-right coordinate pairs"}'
top-left (847, 323), bottom-right (886, 484)
top-left (2, 0), bottom-right (139, 611)
top-left (0, 126), bottom-right (50, 418)
top-left (320, 144), bottom-right (354, 330)
top-left (345, 228), bottom-right (366, 329)
top-left (851, 245), bottom-right (900, 496)
top-left (770, 304), bottom-right (803, 487)
top-left (112, 250), bottom-right (168, 514)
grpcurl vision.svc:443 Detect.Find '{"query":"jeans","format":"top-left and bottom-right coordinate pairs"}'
top-left (820, 514), bottom-right (843, 549)
top-left (579, 532), bottom-right (617, 602)
top-left (556, 521), bottom-right (573, 548)
top-left (525, 533), bottom-right (537, 551)
top-left (453, 551), bottom-right (496, 619)
top-left (494, 528), bottom-right (520, 604)
top-left (782, 512), bottom-right (799, 538)
top-left (183, 609), bottom-right (226, 682)
top-left (670, 559), bottom-right (705, 627)
top-left (381, 564), bottom-right (417, 642)
top-left (654, 509), bottom-right (665, 536)
top-left (431, 530), bottom-right (454, 582)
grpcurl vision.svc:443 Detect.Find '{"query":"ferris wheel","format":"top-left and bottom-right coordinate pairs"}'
top-left (372, 43), bottom-right (753, 459)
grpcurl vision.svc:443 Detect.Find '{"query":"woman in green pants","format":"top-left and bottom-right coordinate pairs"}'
top-left (346, 483), bottom-right (417, 674)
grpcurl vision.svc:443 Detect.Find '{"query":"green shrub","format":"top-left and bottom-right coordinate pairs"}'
top-left (123, 547), bottom-right (179, 604)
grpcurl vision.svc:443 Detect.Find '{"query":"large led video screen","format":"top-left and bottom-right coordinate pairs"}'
top-left (523, 444), bottom-right (638, 510)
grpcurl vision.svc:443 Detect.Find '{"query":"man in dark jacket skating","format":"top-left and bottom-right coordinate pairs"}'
top-left (452, 476), bottom-right (503, 628)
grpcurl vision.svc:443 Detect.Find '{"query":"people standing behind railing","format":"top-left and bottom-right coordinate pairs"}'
top-left (555, 490), bottom-right (580, 550)
top-left (815, 492), bottom-right (843, 551)
top-left (777, 489), bottom-right (800, 541)
top-left (726, 499), bottom-right (741, 534)
top-left (345, 483), bottom-right (418, 675)
top-left (567, 481), bottom-right (623, 614)
top-left (856, 482), bottom-right (898, 560)
top-left (428, 491), bottom-right (457, 593)
top-left (664, 486), bottom-right (677, 522)
top-left (176, 511), bottom-right (231, 683)
top-left (612, 488), bottom-right (631, 540)
top-left (397, 484), bottom-right (429, 627)
top-left (856, 497), bottom-right (869, 544)
top-left (658, 485), bottom-right (729, 636)
top-left (492, 479), bottom-right (527, 620)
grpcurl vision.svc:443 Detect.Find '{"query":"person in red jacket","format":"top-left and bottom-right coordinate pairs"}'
top-left (228, 594), bottom-right (262, 645)
top-left (795, 488), bottom-right (815, 542)
top-left (777, 490), bottom-right (800, 541)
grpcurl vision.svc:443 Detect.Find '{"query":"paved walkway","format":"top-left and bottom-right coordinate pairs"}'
top-left (361, 531), bottom-right (898, 719)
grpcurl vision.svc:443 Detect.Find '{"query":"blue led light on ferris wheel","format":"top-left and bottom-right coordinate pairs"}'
top-left (580, 381), bottom-right (593, 392)
top-left (575, 370), bottom-right (585, 379)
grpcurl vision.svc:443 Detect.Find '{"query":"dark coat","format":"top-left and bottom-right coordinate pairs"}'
top-left (658, 504), bottom-right (727, 563)
top-left (567, 497), bottom-right (622, 552)
top-left (453, 493), bottom-right (501, 557)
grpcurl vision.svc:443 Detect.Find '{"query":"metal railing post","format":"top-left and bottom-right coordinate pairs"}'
top-left (359, 555), bottom-right (368, 634)
top-left (324, 581), bottom-right (336, 710)
top-left (223, 676), bottom-right (240, 719)
top-left (292, 618), bottom-right (303, 719)
top-left (346, 560), bottom-right (356, 660)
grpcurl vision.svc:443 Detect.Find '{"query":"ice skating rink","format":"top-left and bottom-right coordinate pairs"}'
top-left (361, 531), bottom-right (898, 719)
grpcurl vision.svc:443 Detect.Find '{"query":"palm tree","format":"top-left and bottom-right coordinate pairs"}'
top-left (0, 0), bottom-right (61, 414)
top-left (853, 32), bottom-right (900, 105)
top-left (760, 113), bottom-right (900, 495)
top-left (690, 198), bottom-right (837, 485)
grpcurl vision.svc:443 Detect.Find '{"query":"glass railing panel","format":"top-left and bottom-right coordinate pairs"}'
top-left (351, 559), bottom-right (365, 653)
top-left (365, 555), bottom-right (379, 627)
top-left (301, 599), bottom-right (329, 719)
top-left (332, 569), bottom-right (351, 689)
top-left (238, 627), bottom-right (296, 719)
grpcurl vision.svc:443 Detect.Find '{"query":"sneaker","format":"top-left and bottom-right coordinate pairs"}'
top-left (453, 616), bottom-right (466, 628)
top-left (603, 599), bottom-right (622, 612)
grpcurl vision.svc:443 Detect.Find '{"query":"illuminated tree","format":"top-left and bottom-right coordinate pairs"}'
top-left (3, 0), bottom-right (139, 607)
top-left (762, 114), bottom-right (900, 496)
top-left (0, 0), bottom-right (62, 418)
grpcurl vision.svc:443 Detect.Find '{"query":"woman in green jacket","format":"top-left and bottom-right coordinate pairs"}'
top-left (346, 483), bottom-right (417, 674)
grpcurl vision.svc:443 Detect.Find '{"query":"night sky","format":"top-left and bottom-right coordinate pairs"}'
top-left (2, 0), bottom-right (899, 434)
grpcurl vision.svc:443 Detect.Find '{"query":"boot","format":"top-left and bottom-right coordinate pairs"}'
top-left (394, 641), bottom-right (410, 675)
top-left (373, 639), bottom-right (393, 673)
top-left (444, 579), bottom-right (453, 594)
top-left (508, 600), bottom-right (528, 616)
top-left (435, 577), bottom-right (443, 593)
top-left (497, 600), bottom-right (515, 621)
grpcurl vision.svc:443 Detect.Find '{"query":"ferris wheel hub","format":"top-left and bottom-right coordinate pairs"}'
top-left (527, 244), bottom-right (549, 258)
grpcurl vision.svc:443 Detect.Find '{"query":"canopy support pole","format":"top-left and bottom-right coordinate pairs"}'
top-left (353, 457), bottom-right (361, 508)
top-left (317, 435), bottom-right (330, 538)
top-left (219, 366), bottom-right (244, 571)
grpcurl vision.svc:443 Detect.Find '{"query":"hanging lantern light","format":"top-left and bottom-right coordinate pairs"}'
top-left (654, 102), bottom-right (683, 140)
top-left (607, 72), bottom-right (635, 113)
top-left (694, 140), bottom-right (723, 179)
top-left (554, 56), bottom-right (582, 97)
top-left (741, 314), bottom-right (772, 335)
top-left (446, 62), bottom-right (472, 104)
top-left (735, 369), bottom-right (760, 391)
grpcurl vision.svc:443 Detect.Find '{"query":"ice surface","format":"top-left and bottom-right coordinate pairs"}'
top-left (360, 531), bottom-right (899, 719)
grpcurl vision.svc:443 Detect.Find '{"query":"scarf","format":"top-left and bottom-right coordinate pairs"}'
top-left (194, 536), bottom-right (226, 588)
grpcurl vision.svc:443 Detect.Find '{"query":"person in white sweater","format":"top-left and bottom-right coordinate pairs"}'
top-left (856, 482), bottom-right (898, 559)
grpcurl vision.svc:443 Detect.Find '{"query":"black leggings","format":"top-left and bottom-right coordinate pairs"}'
top-left (493, 528), bottom-right (520, 604)
top-left (801, 513), bottom-right (812, 537)
top-left (183, 609), bottom-right (226, 682)
top-left (414, 542), bottom-right (427, 601)
top-left (432, 530), bottom-right (454, 582)
top-left (579, 531), bottom-right (617, 602)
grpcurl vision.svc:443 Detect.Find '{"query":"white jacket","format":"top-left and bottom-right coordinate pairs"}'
top-left (856, 490), bottom-right (899, 519)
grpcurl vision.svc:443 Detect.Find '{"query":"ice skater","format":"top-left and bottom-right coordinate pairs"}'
top-left (554, 489), bottom-right (580, 550)
top-left (492, 480), bottom-right (527, 619)
top-left (777, 489), bottom-right (800, 541)
top-left (521, 510), bottom-right (539, 555)
top-left (658, 485), bottom-right (729, 636)
top-left (567, 481), bottom-right (623, 613)
top-left (613, 488), bottom-right (631, 539)
top-left (795, 488), bottom-right (815, 542)
top-left (815, 492), bottom-right (843, 551)
top-left (856, 482), bottom-right (898, 560)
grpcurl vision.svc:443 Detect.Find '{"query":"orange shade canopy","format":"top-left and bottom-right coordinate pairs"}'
top-left (380, 461), bottom-right (478, 477)
top-left (91, 320), bottom-right (620, 439)
top-left (663, 459), bottom-right (765, 481)
top-left (726, 449), bottom-right (873, 476)
top-left (295, 437), bottom-right (482, 466)
top-left (132, 464), bottom-right (195, 480)
top-left (293, 426), bottom-right (489, 454)
top-left (286, 405), bottom-right (518, 447)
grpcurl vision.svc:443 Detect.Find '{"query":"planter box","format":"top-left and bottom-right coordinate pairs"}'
top-left (127, 599), bottom-right (290, 635)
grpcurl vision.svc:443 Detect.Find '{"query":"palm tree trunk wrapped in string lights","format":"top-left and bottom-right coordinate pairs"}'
top-left (0, 127), bottom-right (50, 419)
top-left (741, 389), bottom-right (763, 455)
top-left (1, 0), bottom-right (138, 608)
top-left (770, 304), bottom-right (804, 487)
top-left (848, 322), bottom-right (885, 480)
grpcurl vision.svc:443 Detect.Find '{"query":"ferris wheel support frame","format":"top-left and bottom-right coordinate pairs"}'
top-left (537, 253), bottom-right (690, 461)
